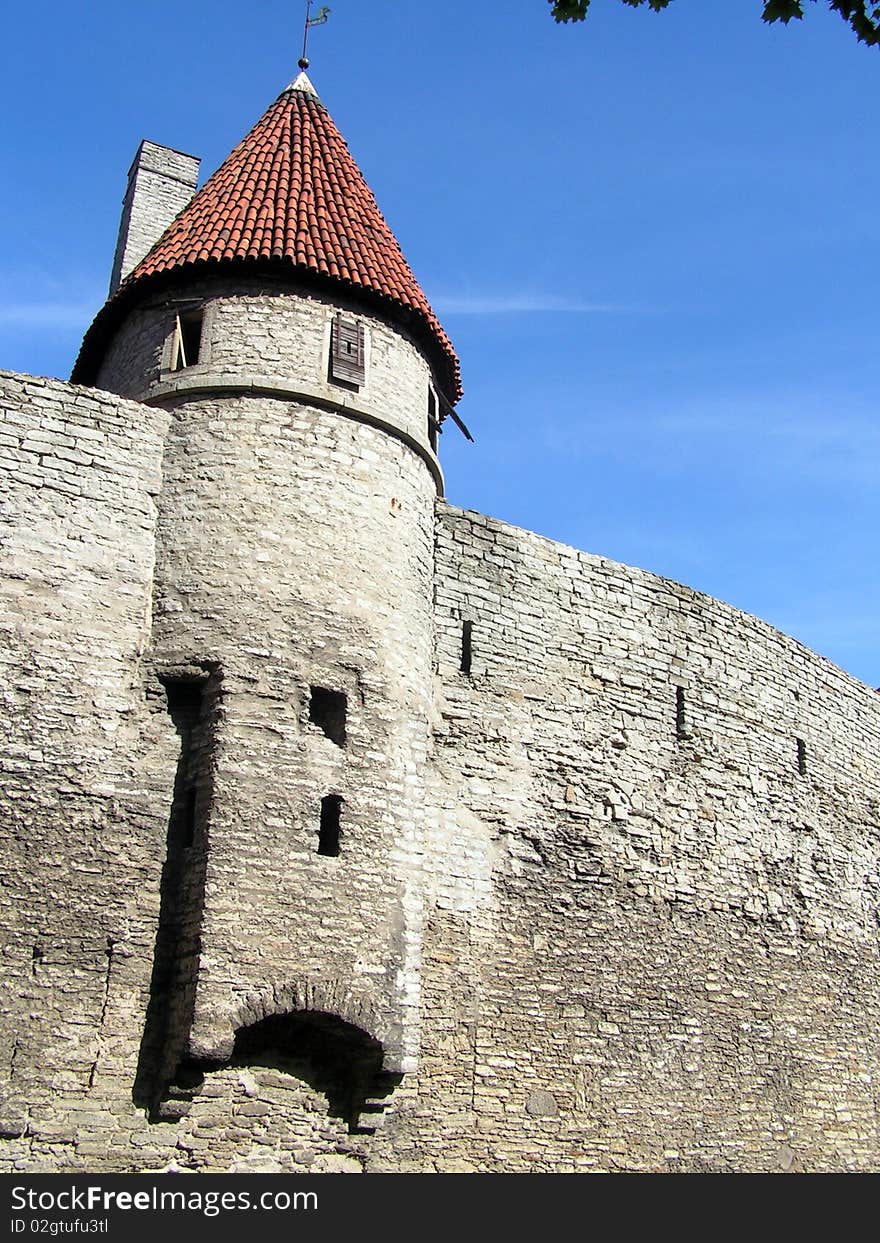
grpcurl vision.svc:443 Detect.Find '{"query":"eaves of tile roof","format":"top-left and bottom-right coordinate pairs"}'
top-left (73, 73), bottom-right (461, 402)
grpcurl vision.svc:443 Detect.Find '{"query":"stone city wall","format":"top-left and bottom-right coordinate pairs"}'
top-left (3, 367), bottom-right (880, 1173)
top-left (0, 371), bottom-right (173, 1168)
top-left (380, 501), bottom-right (880, 1172)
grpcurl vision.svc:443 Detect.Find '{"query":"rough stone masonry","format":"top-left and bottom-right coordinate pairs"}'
top-left (1, 70), bottom-right (879, 1173)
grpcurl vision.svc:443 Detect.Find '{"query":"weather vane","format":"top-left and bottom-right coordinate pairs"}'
top-left (299, 0), bottom-right (331, 70)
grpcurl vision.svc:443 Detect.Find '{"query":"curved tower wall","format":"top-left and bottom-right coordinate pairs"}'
top-left (95, 276), bottom-right (441, 455)
top-left (96, 281), bottom-right (440, 1076)
top-left (392, 501), bottom-right (880, 1172)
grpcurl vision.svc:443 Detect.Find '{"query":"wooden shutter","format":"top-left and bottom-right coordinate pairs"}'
top-left (172, 308), bottom-right (203, 371)
top-left (330, 315), bottom-right (365, 386)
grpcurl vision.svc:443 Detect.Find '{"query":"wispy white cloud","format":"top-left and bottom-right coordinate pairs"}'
top-left (0, 301), bottom-right (98, 330)
top-left (514, 386), bottom-right (880, 492)
top-left (0, 267), bottom-right (103, 333)
top-left (431, 292), bottom-right (642, 315)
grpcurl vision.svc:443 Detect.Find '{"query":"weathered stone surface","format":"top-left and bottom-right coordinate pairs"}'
top-left (95, 276), bottom-right (438, 458)
top-left (2, 224), bottom-right (880, 1175)
top-left (390, 502), bottom-right (880, 1171)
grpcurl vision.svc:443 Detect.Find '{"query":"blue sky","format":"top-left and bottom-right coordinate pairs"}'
top-left (2, 1), bottom-right (878, 686)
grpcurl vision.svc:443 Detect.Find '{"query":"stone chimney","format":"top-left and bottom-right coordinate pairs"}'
top-left (108, 141), bottom-right (200, 295)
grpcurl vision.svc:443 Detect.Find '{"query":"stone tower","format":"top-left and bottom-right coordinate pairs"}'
top-left (71, 70), bottom-right (460, 1120)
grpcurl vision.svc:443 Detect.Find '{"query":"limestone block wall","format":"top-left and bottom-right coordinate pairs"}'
top-left (138, 378), bottom-right (437, 1087)
top-left (0, 371), bottom-right (176, 1165)
top-left (94, 278), bottom-right (440, 455)
top-left (4, 362), bottom-right (879, 1174)
top-left (382, 502), bottom-right (880, 1172)
top-left (89, 283), bottom-right (441, 1085)
top-left (0, 357), bottom-right (438, 1173)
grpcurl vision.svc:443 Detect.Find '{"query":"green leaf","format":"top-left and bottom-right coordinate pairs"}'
top-left (547, 0), bottom-right (880, 46)
top-left (762, 0), bottom-right (804, 23)
top-left (829, 0), bottom-right (880, 44)
top-left (549, 0), bottom-right (590, 22)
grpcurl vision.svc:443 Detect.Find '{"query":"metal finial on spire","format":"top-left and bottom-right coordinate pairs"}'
top-left (299, 1), bottom-right (331, 70)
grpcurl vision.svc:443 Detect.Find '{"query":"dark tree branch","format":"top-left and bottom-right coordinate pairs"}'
top-left (548, 0), bottom-right (880, 46)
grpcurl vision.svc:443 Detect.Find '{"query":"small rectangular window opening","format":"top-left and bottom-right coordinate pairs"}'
top-left (309, 686), bottom-right (347, 747)
top-left (330, 315), bottom-right (365, 387)
top-left (163, 677), bottom-right (204, 728)
top-left (428, 387), bottom-right (439, 453)
top-left (460, 620), bottom-right (473, 675)
top-left (675, 686), bottom-right (688, 741)
top-left (172, 309), bottom-right (203, 371)
top-left (796, 738), bottom-right (808, 776)
top-left (318, 794), bottom-right (343, 857)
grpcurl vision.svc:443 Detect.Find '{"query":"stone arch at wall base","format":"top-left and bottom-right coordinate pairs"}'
top-left (154, 978), bottom-right (404, 1166)
top-left (187, 976), bottom-right (407, 1073)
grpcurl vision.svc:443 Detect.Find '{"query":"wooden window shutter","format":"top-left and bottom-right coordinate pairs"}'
top-left (172, 308), bottom-right (203, 371)
top-left (330, 314), bottom-right (365, 386)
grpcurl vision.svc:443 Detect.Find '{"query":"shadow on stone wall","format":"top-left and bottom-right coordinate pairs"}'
top-left (133, 666), bottom-right (221, 1119)
top-left (156, 1010), bottom-right (401, 1139)
top-left (230, 1010), bottom-right (400, 1133)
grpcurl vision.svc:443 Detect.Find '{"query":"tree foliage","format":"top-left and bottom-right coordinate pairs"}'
top-left (549, 0), bottom-right (880, 47)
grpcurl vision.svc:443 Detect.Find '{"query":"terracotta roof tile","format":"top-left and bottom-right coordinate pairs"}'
top-left (74, 75), bottom-right (460, 400)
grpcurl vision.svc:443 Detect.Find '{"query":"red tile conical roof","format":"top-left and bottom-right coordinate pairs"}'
top-left (74, 74), bottom-right (461, 401)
